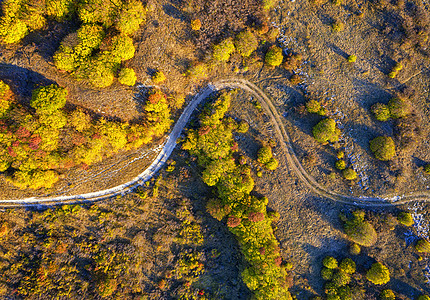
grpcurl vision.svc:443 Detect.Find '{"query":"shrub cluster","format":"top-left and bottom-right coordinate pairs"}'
top-left (369, 136), bottom-right (396, 161)
top-left (257, 145), bottom-right (279, 170)
top-left (48, 0), bottom-right (145, 87)
top-left (312, 118), bottom-right (341, 144)
top-left (183, 90), bottom-right (292, 299)
top-left (366, 262), bottom-right (390, 285)
top-left (371, 97), bottom-right (410, 121)
top-left (388, 62), bottom-right (403, 78)
top-left (320, 257), bottom-right (357, 300)
top-left (342, 210), bottom-right (377, 247)
top-left (0, 82), bottom-right (172, 189)
top-left (380, 289), bottom-right (396, 300)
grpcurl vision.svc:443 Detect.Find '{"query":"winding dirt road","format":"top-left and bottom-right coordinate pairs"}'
top-left (1, 78), bottom-right (429, 207)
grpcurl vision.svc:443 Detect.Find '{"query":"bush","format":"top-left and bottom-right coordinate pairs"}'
top-left (380, 289), bottom-right (396, 300)
top-left (415, 239), bottom-right (430, 253)
top-left (332, 270), bottom-right (351, 287)
top-left (45, 0), bottom-right (76, 21)
top-left (369, 136), bottom-right (396, 161)
top-left (30, 85), bottom-right (68, 114)
top-left (152, 70), bottom-right (166, 84)
top-left (0, 15), bottom-right (28, 44)
top-left (418, 295), bottom-right (430, 300)
top-left (191, 19), bottom-right (201, 30)
top-left (397, 211), bottom-right (414, 226)
top-left (312, 118), bottom-right (341, 143)
top-left (114, 0), bottom-right (146, 35)
top-left (206, 198), bottom-right (231, 221)
top-left (335, 160), bottom-right (346, 170)
top-left (425, 164), bottom-right (430, 175)
top-left (332, 20), bottom-right (344, 32)
top-left (237, 120), bottom-right (249, 133)
top-left (39, 110), bottom-right (67, 129)
top-left (257, 146), bottom-right (273, 164)
top-left (321, 267), bottom-right (334, 280)
top-left (110, 34), bottom-right (135, 61)
top-left (347, 55), bottom-right (357, 62)
top-left (212, 38), bottom-right (235, 61)
top-left (339, 258), bottom-right (356, 274)
top-left (372, 103), bottom-right (390, 121)
top-left (186, 63), bottom-right (207, 81)
top-left (70, 109), bottom-right (92, 132)
top-left (306, 100), bottom-right (321, 113)
top-left (118, 68), bottom-right (137, 86)
top-left (343, 168), bottom-right (357, 180)
top-left (388, 97), bottom-right (410, 119)
top-left (343, 211), bottom-right (377, 247)
top-left (234, 29), bottom-right (258, 57)
top-left (349, 243), bottom-right (361, 255)
top-left (323, 256), bottom-right (338, 269)
top-left (265, 45), bottom-right (284, 67)
top-left (366, 262), bottom-right (390, 285)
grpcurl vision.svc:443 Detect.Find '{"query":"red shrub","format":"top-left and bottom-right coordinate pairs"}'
top-left (248, 212), bottom-right (265, 222)
top-left (227, 216), bottom-right (241, 228)
top-left (15, 126), bottom-right (31, 139)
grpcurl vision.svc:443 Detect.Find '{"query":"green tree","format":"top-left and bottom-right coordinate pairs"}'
top-left (369, 136), bottom-right (396, 161)
top-left (212, 38), bottom-right (235, 61)
top-left (118, 68), bottom-right (137, 86)
top-left (265, 45), bottom-right (283, 67)
top-left (366, 262), bottom-right (390, 285)
top-left (388, 97), bottom-right (410, 119)
top-left (372, 103), bottom-right (390, 121)
top-left (312, 118), bottom-right (341, 143)
top-left (415, 239), bottom-right (430, 253)
top-left (234, 29), bottom-right (258, 57)
top-left (343, 210), bottom-right (377, 247)
top-left (323, 256), bottom-right (338, 269)
top-left (380, 289), bottom-right (396, 300)
top-left (115, 0), bottom-right (146, 35)
top-left (397, 211), bottom-right (414, 226)
top-left (30, 84), bottom-right (68, 114)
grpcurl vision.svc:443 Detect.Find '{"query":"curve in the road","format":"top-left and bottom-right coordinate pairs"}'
top-left (1, 78), bottom-right (429, 207)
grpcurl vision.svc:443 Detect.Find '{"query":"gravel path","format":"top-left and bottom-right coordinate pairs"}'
top-left (1, 78), bottom-right (429, 207)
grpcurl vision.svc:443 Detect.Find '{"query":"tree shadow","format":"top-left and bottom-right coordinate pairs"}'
top-left (163, 4), bottom-right (188, 22)
top-left (22, 18), bottom-right (80, 61)
top-left (0, 63), bottom-right (56, 105)
top-left (327, 43), bottom-right (349, 60)
top-left (351, 78), bottom-right (393, 110)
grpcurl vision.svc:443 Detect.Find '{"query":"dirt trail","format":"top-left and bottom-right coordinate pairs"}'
top-left (1, 78), bottom-right (429, 207)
